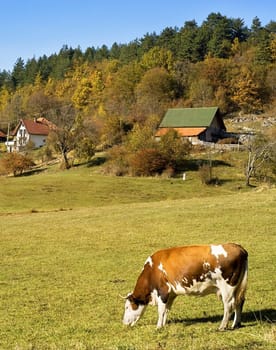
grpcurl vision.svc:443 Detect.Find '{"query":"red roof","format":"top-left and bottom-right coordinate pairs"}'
top-left (155, 127), bottom-right (206, 137)
top-left (0, 129), bottom-right (6, 138)
top-left (13, 118), bottom-right (54, 136)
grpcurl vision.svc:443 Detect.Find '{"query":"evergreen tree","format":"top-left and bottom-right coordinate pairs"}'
top-left (119, 40), bottom-right (140, 64)
top-left (0, 70), bottom-right (12, 89)
top-left (24, 58), bottom-right (39, 85)
top-left (84, 47), bottom-right (96, 62)
top-left (140, 32), bottom-right (158, 55)
top-left (157, 27), bottom-right (178, 56)
top-left (110, 42), bottom-right (121, 59)
top-left (11, 58), bottom-right (25, 88)
top-left (265, 21), bottom-right (276, 33)
top-left (177, 20), bottom-right (199, 62)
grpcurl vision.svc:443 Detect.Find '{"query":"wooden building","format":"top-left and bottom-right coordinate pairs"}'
top-left (155, 107), bottom-right (226, 144)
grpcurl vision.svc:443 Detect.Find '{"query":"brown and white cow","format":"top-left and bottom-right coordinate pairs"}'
top-left (123, 243), bottom-right (248, 330)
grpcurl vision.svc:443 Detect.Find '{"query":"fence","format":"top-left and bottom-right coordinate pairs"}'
top-left (195, 141), bottom-right (245, 151)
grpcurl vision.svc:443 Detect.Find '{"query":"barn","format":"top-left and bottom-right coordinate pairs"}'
top-left (155, 107), bottom-right (226, 144)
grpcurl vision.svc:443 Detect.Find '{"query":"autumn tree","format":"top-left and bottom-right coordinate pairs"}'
top-left (140, 47), bottom-right (174, 72)
top-left (125, 115), bottom-right (159, 152)
top-left (71, 63), bottom-right (105, 113)
top-left (189, 78), bottom-right (213, 107)
top-left (0, 87), bottom-right (10, 114)
top-left (0, 153), bottom-right (34, 176)
top-left (231, 67), bottom-right (263, 113)
top-left (104, 61), bottom-right (142, 118)
top-left (135, 67), bottom-right (178, 118)
top-left (188, 56), bottom-right (232, 109)
top-left (2, 90), bottom-right (26, 122)
top-left (73, 118), bottom-right (98, 162)
top-left (46, 102), bottom-right (95, 169)
top-left (26, 89), bottom-right (54, 117)
top-left (100, 115), bottom-right (132, 148)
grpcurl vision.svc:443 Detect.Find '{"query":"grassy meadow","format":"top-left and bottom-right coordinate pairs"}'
top-left (0, 161), bottom-right (275, 349)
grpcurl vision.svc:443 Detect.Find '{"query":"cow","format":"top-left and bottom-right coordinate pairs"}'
top-left (122, 243), bottom-right (248, 330)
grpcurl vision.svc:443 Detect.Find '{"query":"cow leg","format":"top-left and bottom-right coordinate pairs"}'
top-left (156, 294), bottom-right (176, 328)
top-left (218, 285), bottom-right (235, 331)
top-left (157, 300), bottom-right (167, 328)
top-left (219, 301), bottom-right (232, 330)
top-left (232, 298), bottom-right (244, 329)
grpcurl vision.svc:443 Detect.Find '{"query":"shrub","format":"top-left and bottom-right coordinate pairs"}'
top-left (129, 148), bottom-right (167, 176)
top-left (161, 166), bottom-right (175, 178)
top-left (158, 129), bottom-right (191, 170)
top-left (198, 163), bottom-right (220, 185)
top-left (0, 152), bottom-right (35, 176)
top-left (36, 146), bottom-right (54, 163)
top-left (74, 137), bottom-right (96, 162)
top-left (103, 145), bottom-right (130, 176)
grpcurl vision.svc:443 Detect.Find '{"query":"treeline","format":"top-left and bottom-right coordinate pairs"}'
top-left (1, 13), bottom-right (276, 140)
top-left (1, 14), bottom-right (276, 87)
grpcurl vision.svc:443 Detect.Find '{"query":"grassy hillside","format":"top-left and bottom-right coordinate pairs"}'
top-left (0, 150), bottom-right (249, 214)
top-left (0, 166), bottom-right (275, 349)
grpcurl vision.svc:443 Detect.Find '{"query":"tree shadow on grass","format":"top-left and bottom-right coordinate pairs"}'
top-left (73, 156), bottom-right (107, 168)
top-left (87, 156), bottom-right (107, 167)
top-left (17, 167), bottom-right (47, 177)
top-left (168, 308), bottom-right (276, 327)
top-left (185, 159), bottom-right (232, 171)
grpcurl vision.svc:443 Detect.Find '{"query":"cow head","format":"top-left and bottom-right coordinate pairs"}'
top-left (122, 293), bottom-right (147, 326)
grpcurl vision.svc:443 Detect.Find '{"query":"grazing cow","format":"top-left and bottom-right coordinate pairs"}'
top-left (123, 243), bottom-right (248, 330)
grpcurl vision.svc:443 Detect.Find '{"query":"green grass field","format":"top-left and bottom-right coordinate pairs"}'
top-left (0, 163), bottom-right (275, 349)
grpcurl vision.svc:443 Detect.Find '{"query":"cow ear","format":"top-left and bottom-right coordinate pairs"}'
top-left (129, 297), bottom-right (139, 310)
top-left (127, 294), bottom-right (135, 302)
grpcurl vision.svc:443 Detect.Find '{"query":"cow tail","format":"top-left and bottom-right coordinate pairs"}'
top-left (235, 256), bottom-right (248, 307)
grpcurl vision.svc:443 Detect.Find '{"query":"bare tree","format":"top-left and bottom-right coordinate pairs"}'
top-left (47, 102), bottom-right (79, 169)
top-left (244, 133), bottom-right (276, 186)
top-left (46, 101), bottom-right (97, 169)
top-left (26, 90), bottom-right (53, 117)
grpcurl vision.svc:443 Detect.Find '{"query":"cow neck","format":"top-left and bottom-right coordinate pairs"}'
top-left (132, 265), bottom-right (152, 305)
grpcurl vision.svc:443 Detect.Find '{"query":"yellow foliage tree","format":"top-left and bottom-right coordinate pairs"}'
top-left (231, 68), bottom-right (262, 113)
top-left (0, 87), bottom-right (10, 112)
top-left (140, 47), bottom-right (174, 72)
top-left (270, 33), bottom-right (276, 63)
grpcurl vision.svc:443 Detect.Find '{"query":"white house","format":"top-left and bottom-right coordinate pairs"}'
top-left (6, 118), bottom-right (54, 152)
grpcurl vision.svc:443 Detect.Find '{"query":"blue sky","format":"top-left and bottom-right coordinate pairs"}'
top-left (1, 0), bottom-right (275, 71)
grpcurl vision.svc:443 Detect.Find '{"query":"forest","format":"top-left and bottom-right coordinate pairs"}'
top-left (0, 12), bottom-right (276, 173)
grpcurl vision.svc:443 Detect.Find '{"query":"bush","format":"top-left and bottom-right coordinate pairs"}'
top-left (159, 129), bottom-right (191, 169)
top-left (0, 152), bottom-right (35, 176)
top-left (198, 164), bottom-right (220, 185)
top-left (130, 148), bottom-right (167, 176)
top-left (104, 128), bottom-right (191, 177)
top-left (36, 146), bottom-right (54, 163)
top-left (103, 145), bottom-right (130, 176)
